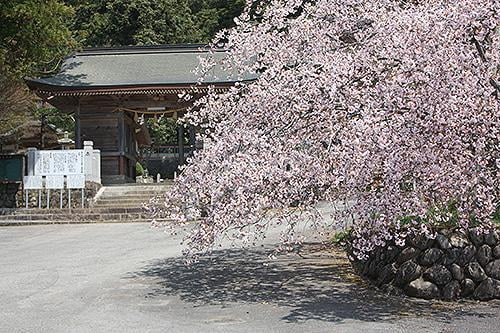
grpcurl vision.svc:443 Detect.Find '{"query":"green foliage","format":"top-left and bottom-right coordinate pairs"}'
top-left (146, 117), bottom-right (179, 146)
top-left (0, 0), bottom-right (75, 78)
top-left (0, 1), bottom-right (75, 138)
top-left (398, 201), bottom-right (499, 230)
top-left (136, 162), bottom-right (145, 176)
top-left (33, 107), bottom-right (75, 137)
top-left (66, 0), bottom-right (245, 47)
top-left (331, 228), bottom-right (352, 247)
top-left (188, 0), bottom-right (245, 42)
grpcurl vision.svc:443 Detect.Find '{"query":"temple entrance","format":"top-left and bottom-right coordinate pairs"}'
top-left (25, 44), bottom-right (256, 184)
top-left (140, 115), bottom-right (197, 180)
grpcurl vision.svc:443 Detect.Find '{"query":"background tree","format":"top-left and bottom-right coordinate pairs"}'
top-left (0, 0), bottom-right (75, 77)
top-left (67, 0), bottom-right (245, 47)
top-left (157, 0), bottom-right (499, 258)
top-left (0, 0), bottom-right (75, 141)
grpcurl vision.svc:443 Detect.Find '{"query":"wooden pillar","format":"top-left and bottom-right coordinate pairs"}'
top-left (178, 125), bottom-right (184, 166)
top-left (75, 99), bottom-right (82, 149)
top-left (118, 112), bottom-right (126, 177)
top-left (118, 112), bottom-right (125, 155)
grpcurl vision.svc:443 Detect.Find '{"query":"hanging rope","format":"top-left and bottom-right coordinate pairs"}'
top-left (114, 106), bottom-right (187, 115)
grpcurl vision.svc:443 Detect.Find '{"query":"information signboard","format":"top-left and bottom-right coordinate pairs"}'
top-left (23, 176), bottom-right (43, 190)
top-left (67, 174), bottom-right (85, 189)
top-left (45, 175), bottom-right (65, 189)
top-left (34, 150), bottom-right (84, 176)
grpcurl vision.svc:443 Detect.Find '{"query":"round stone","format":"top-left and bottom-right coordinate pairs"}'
top-left (405, 277), bottom-right (440, 299)
top-left (419, 248), bottom-right (444, 266)
top-left (485, 259), bottom-right (500, 280)
top-left (396, 260), bottom-right (422, 286)
top-left (456, 245), bottom-right (476, 266)
top-left (473, 278), bottom-right (500, 301)
top-left (450, 263), bottom-right (464, 281)
top-left (461, 278), bottom-right (476, 297)
top-left (476, 244), bottom-right (493, 268)
top-left (423, 264), bottom-right (452, 286)
top-left (493, 245), bottom-right (500, 259)
top-left (442, 280), bottom-right (461, 301)
top-left (468, 228), bottom-right (484, 247)
top-left (435, 234), bottom-right (451, 250)
top-left (376, 263), bottom-right (398, 286)
top-left (465, 262), bottom-right (487, 283)
top-left (450, 233), bottom-right (470, 248)
top-left (485, 230), bottom-right (499, 246)
top-left (396, 247), bottom-right (420, 265)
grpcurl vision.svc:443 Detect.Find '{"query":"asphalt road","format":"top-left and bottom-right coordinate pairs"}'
top-left (0, 223), bottom-right (499, 333)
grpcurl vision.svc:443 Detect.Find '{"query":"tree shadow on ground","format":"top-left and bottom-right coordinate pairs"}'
top-left (126, 243), bottom-right (499, 323)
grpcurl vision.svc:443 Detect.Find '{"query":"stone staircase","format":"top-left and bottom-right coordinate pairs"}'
top-left (0, 183), bottom-right (171, 226)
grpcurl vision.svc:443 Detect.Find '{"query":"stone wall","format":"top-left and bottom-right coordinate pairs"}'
top-left (0, 183), bottom-right (22, 208)
top-left (350, 228), bottom-right (500, 301)
top-left (15, 182), bottom-right (101, 209)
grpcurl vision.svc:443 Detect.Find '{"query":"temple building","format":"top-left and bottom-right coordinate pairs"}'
top-left (26, 44), bottom-right (255, 184)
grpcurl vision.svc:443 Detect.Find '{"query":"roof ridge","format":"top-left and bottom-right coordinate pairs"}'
top-left (74, 44), bottom-right (223, 57)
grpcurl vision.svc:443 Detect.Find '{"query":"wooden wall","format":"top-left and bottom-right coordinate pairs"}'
top-left (77, 96), bottom-right (137, 183)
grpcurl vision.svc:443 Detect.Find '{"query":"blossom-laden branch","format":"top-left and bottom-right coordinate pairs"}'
top-left (152, 0), bottom-right (499, 259)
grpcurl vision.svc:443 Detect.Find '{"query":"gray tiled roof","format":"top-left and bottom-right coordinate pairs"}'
top-left (28, 45), bottom-right (257, 88)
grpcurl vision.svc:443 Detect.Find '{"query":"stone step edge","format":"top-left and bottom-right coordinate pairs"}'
top-left (0, 213), bottom-right (153, 221)
top-left (0, 208), bottom-right (146, 215)
top-left (0, 219), bottom-right (172, 227)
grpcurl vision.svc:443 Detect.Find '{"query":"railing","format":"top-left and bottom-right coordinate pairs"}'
top-left (142, 145), bottom-right (195, 157)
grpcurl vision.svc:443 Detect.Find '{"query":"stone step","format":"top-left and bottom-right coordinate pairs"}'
top-left (99, 193), bottom-right (165, 199)
top-left (101, 186), bottom-right (172, 191)
top-left (0, 207), bottom-right (145, 216)
top-left (0, 212), bottom-right (152, 222)
top-left (0, 218), bottom-right (171, 227)
top-left (104, 182), bottom-right (173, 187)
top-left (92, 203), bottom-right (150, 208)
top-left (100, 189), bottom-right (168, 195)
top-left (96, 198), bottom-right (156, 204)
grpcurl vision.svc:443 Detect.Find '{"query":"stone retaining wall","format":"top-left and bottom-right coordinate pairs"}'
top-left (12, 182), bottom-right (101, 209)
top-left (0, 183), bottom-right (22, 208)
top-left (350, 228), bottom-right (500, 301)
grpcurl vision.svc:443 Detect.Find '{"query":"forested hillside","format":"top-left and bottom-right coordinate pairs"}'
top-left (65, 0), bottom-right (244, 47)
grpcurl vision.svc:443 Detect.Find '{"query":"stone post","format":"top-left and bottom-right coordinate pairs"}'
top-left (93, 149), bottom-right (101, 184)
top-left (83, 141), bottom-right (94, 182)
top-left (26, 147), bottom-right (37, 176)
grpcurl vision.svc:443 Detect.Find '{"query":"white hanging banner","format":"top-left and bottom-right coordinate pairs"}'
top-left (23, 176), bottom-right (43, 190)
top-left (34, 150), bottom-right (84, 176)
top-left (67, 174), bottom-right (86, 189)
top-left (45, 175), bottom-right (65, 189)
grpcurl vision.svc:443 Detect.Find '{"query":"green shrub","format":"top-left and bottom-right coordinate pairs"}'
top-left (136, 162), bottom-right (144, 177)
top-left (331, 228), bottom-right (352, 247)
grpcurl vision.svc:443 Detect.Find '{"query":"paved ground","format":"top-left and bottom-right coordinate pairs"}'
top-left (0, 223), bottom-right (499, 333)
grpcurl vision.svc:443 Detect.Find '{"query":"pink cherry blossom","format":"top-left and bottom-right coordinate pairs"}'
top-left (151, 0), bottom-right (499, 259)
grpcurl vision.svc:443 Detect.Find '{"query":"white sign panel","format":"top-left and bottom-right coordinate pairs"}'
top-left (67, 174), bottom-right (85, 189)
top-left (23, 176), bottom-right (43, 190)
top-left (34, 150), bottom-right (84, 176)
top-left (45, 175), bottom-right (65, 189)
